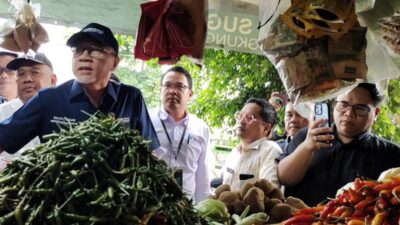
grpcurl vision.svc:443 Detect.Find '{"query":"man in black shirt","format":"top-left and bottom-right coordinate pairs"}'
top-left (278, 83), bottom-right (400, 206)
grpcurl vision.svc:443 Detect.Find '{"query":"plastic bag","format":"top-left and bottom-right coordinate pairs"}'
top-left (259, 1), bottom-right (367, 103)
top-left (134, 0), bottom-right (207, 65)
top-left (0, 0), bottom-right (48, 53)
top-left (356, 0), bottom-right (400, 81)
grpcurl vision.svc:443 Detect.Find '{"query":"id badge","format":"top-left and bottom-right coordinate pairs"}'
top-left (174, 168), bottom-right (183, 188)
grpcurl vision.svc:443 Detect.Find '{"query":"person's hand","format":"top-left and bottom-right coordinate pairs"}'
top-left (269, 92), bottom-right (285, 111)
top-left (303, 119), bottom-right (334, 151)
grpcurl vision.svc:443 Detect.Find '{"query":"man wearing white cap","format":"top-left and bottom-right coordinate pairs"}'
top-left (269, 93), bottom-right (314, 153)
top-left (0, 52), bottom-right (57, 169)
top-left (276, 102), bottom-right (314, 153)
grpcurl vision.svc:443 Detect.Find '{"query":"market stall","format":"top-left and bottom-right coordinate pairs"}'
top-left (0, 0), bottom-right (399, 224)
top-left (1, 0), bottom-right (399, 100)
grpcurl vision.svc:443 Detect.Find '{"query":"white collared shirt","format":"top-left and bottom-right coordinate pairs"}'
top-left (0, 98), bottom-right (40, 170)
top-left (222, 137), bottom-right (282, 191)
top-left (150, 108), bottom-right (213, 203)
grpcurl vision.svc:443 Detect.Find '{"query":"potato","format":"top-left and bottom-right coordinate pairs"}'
top-left (233, 190), bottom-right (242, 200)
top-left (214, 184), bottom-right (231, 199)
top-left (268, 187), bottom-right (285, 202)
top-left (269, 203), bottom-right (292, 222)
top-left (264, 198), bottom-right (282, 212)
top-left (240, 182), bottom-right (255, 198)
top-left (218, 191), bottom-right (240, 214)
top-left (233, 199), bottom-right (245, 215)
top-left (254, 179), bottom-right (275, 196)
top-left (242, 187), bottom-right (265, 214)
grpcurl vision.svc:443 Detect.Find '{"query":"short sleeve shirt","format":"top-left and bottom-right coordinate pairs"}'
top-left (222, 138), bottom-right (282, 191)
top-left (0, 80), bottom-right (160, 153)
top-left (281, 127), bottom-right (400, 206)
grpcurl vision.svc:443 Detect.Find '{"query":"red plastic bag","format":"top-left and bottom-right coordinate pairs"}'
top-left (134, 0), bottom-right (168, 61)
top-left (134, 0), bottom-right (207, 65)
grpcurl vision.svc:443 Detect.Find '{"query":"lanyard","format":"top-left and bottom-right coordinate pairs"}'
top-left (160, 118), bottom-right (188, 160)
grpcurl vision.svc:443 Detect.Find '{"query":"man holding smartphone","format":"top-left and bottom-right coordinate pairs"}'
top-left (268, 92), bottom-right (314, 152)
top-left (278, 83), bottom-right (400, 206)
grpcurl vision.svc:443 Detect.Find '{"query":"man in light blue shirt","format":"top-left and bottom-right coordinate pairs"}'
top-left (150, 66), bottom-right (213, 203)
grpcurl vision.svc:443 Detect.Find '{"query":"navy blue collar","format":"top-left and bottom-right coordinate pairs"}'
top-left (69, 80), bottom-right (119, 103)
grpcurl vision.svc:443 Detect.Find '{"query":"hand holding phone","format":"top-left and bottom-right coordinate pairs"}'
top-left (269, 92), bottom-right (289, 110)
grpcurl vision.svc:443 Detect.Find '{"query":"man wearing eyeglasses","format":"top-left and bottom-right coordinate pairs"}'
top-left (278, 83), bottom-right (400, 206)
top-left (221, 98), bottom-right (282, 191)
top-left (0, 51), bottom-right (18, 104)
top-left (0, 23), bottom-right (160, 154)
top-left (149, 66), bottom-right (213, 203)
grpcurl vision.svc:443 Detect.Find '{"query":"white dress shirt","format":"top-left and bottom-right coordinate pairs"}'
top-left (222, 137), bottom-right (282, 191)
top-left (150, 108), bottom-right (213, 203)
top-left (0, 98), bottom-right (40, 170)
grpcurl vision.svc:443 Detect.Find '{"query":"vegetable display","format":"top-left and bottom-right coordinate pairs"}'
top-left (283, 176), bottom-right (400, 225)
top-left (195, 199), bottom-right (230, 224)
top-left (0, 114), bottom-right (205, 225)
top-left (212, 179), bottom-right (308, 224)
top-left (196, 198), bottom-right (268, 225)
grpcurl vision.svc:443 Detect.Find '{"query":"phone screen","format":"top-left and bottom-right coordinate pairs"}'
top-left (314, 102), bottom-right (331, 128)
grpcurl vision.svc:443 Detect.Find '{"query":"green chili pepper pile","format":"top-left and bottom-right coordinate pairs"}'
top-left (0, 114), bottom-right (205, 225)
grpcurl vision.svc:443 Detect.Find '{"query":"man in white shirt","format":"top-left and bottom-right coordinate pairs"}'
top-left (222, 98), bottom-right (282, 191)
top-left (0, 51), bottom-right (18, 103)
top-left (0, 52), bottom-right (57, 169)
top-left (150, 66), bottom-right (213, 203)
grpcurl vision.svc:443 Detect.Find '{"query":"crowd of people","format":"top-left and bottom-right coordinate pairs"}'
top-left (0, 22), bottom-right (399, 206)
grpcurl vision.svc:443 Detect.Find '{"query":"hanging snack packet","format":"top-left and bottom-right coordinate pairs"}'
top-left (328, 26), bottom-right (368, 80)
top-left (261, 17), bottom-right (307, 58)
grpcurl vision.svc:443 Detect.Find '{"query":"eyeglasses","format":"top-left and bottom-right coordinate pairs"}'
top-left (234, 111), bottom-right (266, 124)
top-left (161, 82), bottom-right (189, 92)
top-left (334, 101), bottom-right (371, 117)
top-left (71, 46), bottom-right (117, 58)
top-left (0, 67), bottom-right (16, 75)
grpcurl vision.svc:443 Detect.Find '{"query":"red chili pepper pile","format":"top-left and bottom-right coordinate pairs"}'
top-left (282, 177), bottom-right (400, 225)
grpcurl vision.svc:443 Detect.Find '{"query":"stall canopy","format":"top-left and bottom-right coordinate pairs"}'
top-left (0, 0), bottom-right (263, 55)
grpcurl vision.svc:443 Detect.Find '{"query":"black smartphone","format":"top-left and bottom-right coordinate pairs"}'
top-left (314, 102), bottom-right (331, 128)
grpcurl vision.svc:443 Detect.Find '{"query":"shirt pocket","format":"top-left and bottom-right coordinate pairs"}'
top-left (184, 133), bottom-right (203, 161)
